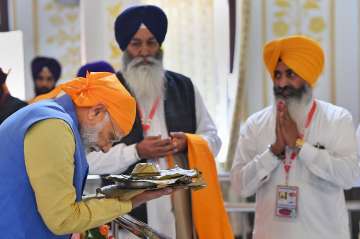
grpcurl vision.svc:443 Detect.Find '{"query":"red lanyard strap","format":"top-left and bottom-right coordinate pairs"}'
top-left (283, 151), bottom-right (297, 185)
top-left (304, 100), bottom-right (317, 129)
top-left (138, 96), bottom-right (161, 133)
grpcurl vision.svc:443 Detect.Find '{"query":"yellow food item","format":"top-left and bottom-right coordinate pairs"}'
top-left (131, 163), bottom-right (160, 177)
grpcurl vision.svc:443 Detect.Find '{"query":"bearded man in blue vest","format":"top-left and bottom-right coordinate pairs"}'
top-left (0, 72), bottom-right (173, 238)
top-left (86, 5), bottom-right (222, 239)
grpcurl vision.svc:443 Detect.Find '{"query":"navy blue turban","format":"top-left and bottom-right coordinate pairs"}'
top-left (31, 56), bottom-right (62, 82)
top-left (114, 5), bottom-right (168, 51)
top-left (77, 61), bottom-right (115, 77)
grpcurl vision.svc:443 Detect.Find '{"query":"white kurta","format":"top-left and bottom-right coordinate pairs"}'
top-left (353, 126), bottom-right (360, 187)
top-left (231, 99), bottom-right (360, 239)
top-left (87, 85), bottom-right (221, 237)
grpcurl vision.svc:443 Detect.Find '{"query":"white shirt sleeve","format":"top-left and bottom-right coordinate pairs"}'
top-left (298, 112), bottom-right (360, 189)
top-left (87, 85), bottom-right (221, 174)
top-left (87, 143), bottom-right (140, 174)
top-left (357, 125), bottom-right (360, 153)
top-left (193, 85), bottom-right (222, 156)
top-left (230, 118), bottom-right (281, 197)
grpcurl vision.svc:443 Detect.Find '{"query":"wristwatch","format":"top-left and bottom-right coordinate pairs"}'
top-left (295, 138), bottom-right (305, 150)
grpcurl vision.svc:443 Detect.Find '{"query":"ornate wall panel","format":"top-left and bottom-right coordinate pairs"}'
top-left (34, 0), bottom-right (80, 83)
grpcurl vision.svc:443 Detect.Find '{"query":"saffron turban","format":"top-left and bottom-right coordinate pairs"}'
top-left (114, 5), bottom-right (168, 51)
top-left (33, 72), bottom-right (136, 136)
top-left (31, 56), bottom-right (62, 82)
top-left (263, 35), bottom-right (324, 87)
top-left (77, 61), bottom-right (115, 78)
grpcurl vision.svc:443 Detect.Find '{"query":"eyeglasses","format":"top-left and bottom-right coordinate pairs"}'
top-left (108, 115), bottom-right (123, 145)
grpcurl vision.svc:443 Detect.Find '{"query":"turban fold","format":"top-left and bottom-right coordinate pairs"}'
top-left (31, 56), bottom-right (62, 82)
top-left (114, 5), bottom-right (168, 51)
top-left (263, 35), bottom-right (324, 87)
top-left (33, 72), bottom-right (136, 136)
top-left (77, 61), bottom-right (115, 78)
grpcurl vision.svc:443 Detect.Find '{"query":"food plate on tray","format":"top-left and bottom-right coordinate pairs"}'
top-left (95, 163), bottom-right (206, 200)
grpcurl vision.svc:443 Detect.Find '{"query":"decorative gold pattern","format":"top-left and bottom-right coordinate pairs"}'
top-left (269, 0), bottom-right (326, 39)
top-left (275, 0), bottom-right (290, 8)
top-left (106, 2), bottom-right (123, 71)
top-left (110, 42), bottom-right (121, 59)
top-left (266, 0), bottom-right (334, 104)
top-left (303, 0), bottom-right (320, 10)
top-left (271, 0), bottom-right (293, 37)
top-left (273, 21), bottom-right (289, 36)
top-left (107, 2), bottom-right (122, 18)
top-left (35, 0), bottom-right (80, 82)
top-left (309, 16), bottom-right (326, 33)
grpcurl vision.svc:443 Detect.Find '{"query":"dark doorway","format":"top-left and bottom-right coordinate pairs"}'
top-left (228, 0), bottom-right (236, 74)
top-left (0, 0), bottom-right (9, 32)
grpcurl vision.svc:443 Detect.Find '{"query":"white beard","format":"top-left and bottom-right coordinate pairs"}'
top-left (122, 51), bottom-right (165, 112)
top-left (80, 114), bottom-right (109, 153)
top-left (276, 85), bottom-right (313, 132)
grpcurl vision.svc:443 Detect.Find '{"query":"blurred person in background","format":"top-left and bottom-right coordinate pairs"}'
top-left (0, 67), bottom-right (27, 124)
top-left (30, 56), bottom-right (62, 99)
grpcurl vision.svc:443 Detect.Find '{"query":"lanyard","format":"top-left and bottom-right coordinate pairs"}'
top-left (283, 100), bottom-right (317, 185)
top-left (138, 96), bottom-right (161, 133)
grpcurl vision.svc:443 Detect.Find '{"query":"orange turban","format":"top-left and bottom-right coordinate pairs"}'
top-left (33, 72), bottom-right (136, 136)
top-left (263, 35), bottom-right (324, 87)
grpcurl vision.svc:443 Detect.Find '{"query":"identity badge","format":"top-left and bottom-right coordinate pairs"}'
top-left (275, 185), bottom-right (298, 218)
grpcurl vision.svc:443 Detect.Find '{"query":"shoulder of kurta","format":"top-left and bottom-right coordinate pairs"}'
top-left (241, 105), bottom-right (274, 134)
top-left (315, 100), bottom-right (353, 124)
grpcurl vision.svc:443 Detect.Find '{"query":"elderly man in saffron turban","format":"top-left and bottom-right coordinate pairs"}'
top-left (231, 35), bottom-right (360, 239)
top-left (86, 4), bottom-right (233, 239)
top-left (0, 72), bottom-right (174, 238)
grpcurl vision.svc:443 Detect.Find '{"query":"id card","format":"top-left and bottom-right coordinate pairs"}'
top-left (275, 185), bottom-right (298, 218)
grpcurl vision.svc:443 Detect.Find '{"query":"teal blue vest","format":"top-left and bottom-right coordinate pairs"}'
top-left (0, 94), bottom-right (89, 239)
